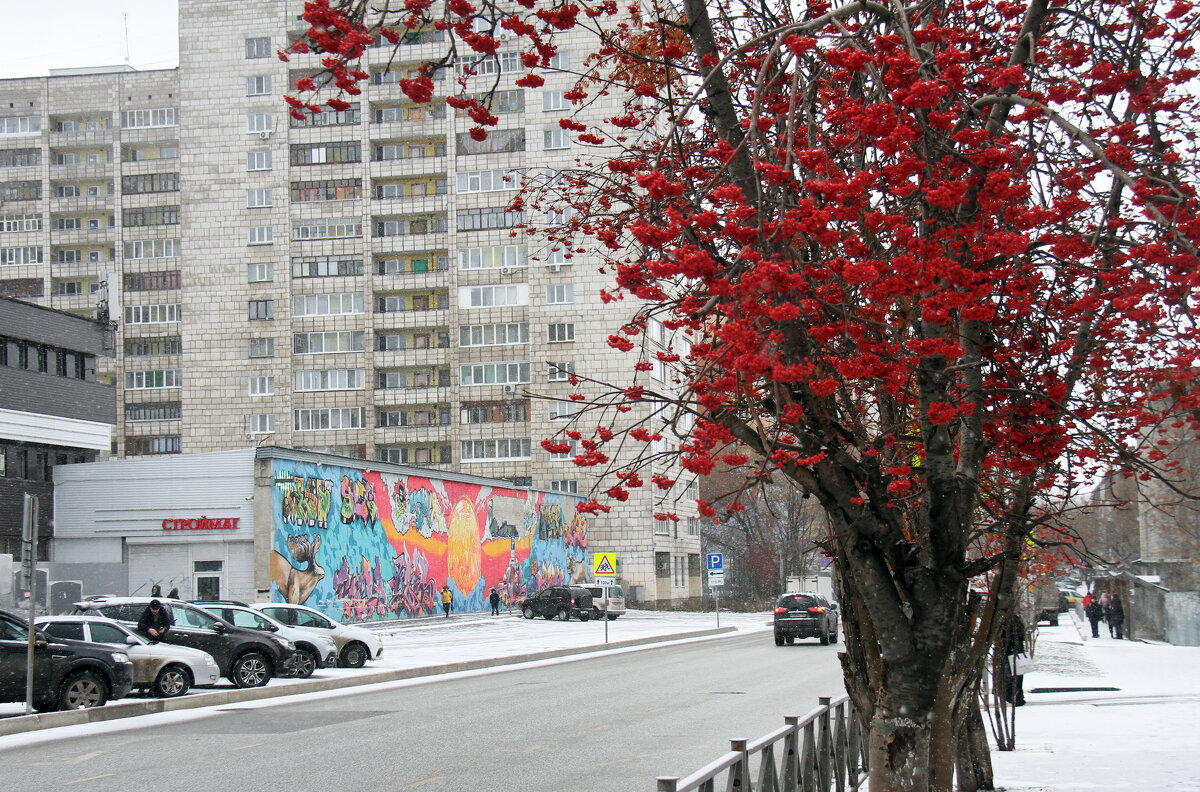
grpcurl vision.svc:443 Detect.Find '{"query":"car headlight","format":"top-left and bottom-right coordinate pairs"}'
top-left (278, 638), bottom-right (295, 650)
top-left (371, 634), bottom-right (383, 647)
top-left (111, 652), bottom-right (132, 664)
top-left (202, 653), bottom-right (218, 666)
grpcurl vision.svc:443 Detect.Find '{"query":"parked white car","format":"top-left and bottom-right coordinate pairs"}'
top-left (251, 603), bottom-right (384, 668)
top-left (580, 582), bottom-right (627, 620)
top-left (37, 615), bottom-right (219, 697)
top-left (196, 603), bottom-right (338, 678)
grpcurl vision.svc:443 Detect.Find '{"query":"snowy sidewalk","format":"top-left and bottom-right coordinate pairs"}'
top-left (989, 614), bottom-right (1200, 791)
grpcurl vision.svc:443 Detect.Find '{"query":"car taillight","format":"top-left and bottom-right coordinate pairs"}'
top-left (808, 606), bottom-right (826, 613)
top-left (774, 607), bottom-right (788, 614)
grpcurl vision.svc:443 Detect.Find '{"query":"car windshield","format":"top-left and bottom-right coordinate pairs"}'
top-left (218, 608), bottom-right (274, 630)
top-left (173, 606), bottom-right (220, 629)
top-left (292, 609), bottom-right (335, 629)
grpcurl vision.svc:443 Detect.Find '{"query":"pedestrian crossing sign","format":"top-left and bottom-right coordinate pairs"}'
top-left (593, 552), bottom-right (617, 577)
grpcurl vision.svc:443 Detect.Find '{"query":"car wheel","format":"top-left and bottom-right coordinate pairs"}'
top-left (522, 605), bottom-right (535, 619)
top-left (830, 625), bottom-right (839, 644)
top-left (591, 608), bottom-right (602, 621)
top-left (340, 642), bottom-right (368, 669)
top-left (557, 608), bottom-right (570, 621)
top-left (774, 632), bottom-right (785, 646)
top-left (293, 648), bottom-right (317, 679)
top-left (152, 664), bottom-right (191, 698)
top-left (231, 652), bottom-right (272, 688)
top-left (820, 630), bottom-right (830, 646)
top-left (580, 612), bottom-right (590, 622)
top-left (784, 635), bottom-right (794, 645)
top-left (58, 670), bottom-right (108, 710)
top-left (607, 614), bottom-right (620, 621)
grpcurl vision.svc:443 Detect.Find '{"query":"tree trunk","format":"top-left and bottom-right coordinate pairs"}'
top-left (954, 695), bottom-right (995, 792)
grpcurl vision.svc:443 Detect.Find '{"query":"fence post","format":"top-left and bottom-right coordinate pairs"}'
top-left (783, 715), bottom-right (801, 792)
top-left (818, 697), bottom-right (833, 791)
top-left (730, 738), bottom-right (751, 790)
top-left (657, 778), bottom-right (680, 792)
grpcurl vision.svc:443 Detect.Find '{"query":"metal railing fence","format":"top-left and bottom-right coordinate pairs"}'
top-left (657, 694), bottom-right (869, 792)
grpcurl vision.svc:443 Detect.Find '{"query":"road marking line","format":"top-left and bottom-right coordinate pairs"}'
top-left (410, 775), bottom-right (445, 787)
top-left (64, 773), bottom-right (113, 786)
top-left (232, 742), bottom-right (263, 751)
top-left (67, 750), bottom-right (102, 764)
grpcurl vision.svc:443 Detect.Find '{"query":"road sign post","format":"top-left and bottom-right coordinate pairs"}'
top-left (592, 553), bottom-right (618, 644)
top-left (706, 555), bottom-right (725, 628)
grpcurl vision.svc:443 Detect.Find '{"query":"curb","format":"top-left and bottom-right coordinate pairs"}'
top-left (0, 626), bottom-right (736, 738)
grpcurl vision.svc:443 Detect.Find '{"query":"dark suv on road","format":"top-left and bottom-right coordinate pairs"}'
top-left (773, 593), bottom-right (839, 646)
top-left (73, 597), bottom-right (298, 688)
top-left (0, 608), bottom-right (134, 711)
top-left (519, 586), bottom-right (594, 621)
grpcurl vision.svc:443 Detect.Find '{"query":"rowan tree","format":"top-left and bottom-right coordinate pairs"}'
top-left (287, 0), bottom-right (1200, 789)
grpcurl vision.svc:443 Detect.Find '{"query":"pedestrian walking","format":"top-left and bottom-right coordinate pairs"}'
top-left (440, 585), bottom-right (453, 618)
top-left (1108, 593), bottom-right (1125, 639)
top-left (489, 587), bottom-right (501, 616)
top-left (996, 611), bottom-right (1027, 707)
top-left (150, 583), bottom-right (162, 597)
top-left (1085, 595), bottom-right (1104, 638)
top-left (167, 586), bottom-right (180, 599)
top-left (137, 599), bottom-right (172, 641)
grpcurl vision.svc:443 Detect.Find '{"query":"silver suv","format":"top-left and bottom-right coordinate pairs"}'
top-left (580, 582), bottom-right (626, 620)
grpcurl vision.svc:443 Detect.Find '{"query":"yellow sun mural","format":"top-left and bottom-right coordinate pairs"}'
top-left (448, 497), bottom-right (482, 592)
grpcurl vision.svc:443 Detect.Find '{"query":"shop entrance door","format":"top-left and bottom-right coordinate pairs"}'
top-left (193, 560), bottom-right (223, 601)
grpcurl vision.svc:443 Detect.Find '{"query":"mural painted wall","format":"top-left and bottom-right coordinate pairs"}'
top-left (270, 460), bottom-right (590, 622)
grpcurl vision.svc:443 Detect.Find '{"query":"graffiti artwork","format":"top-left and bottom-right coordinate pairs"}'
top-left (270, 460), bottom-right (589, 623)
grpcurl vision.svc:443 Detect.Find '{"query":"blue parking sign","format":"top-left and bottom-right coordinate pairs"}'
top-left (706, 553), bottom-right (724, 570)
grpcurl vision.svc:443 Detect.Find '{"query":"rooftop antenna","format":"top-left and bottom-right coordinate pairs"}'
top-left (124, 13), bottom-right (131, 66)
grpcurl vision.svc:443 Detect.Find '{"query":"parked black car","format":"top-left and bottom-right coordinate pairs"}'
top-left (773, 593), bottom-right (839, 645)
top-left (73, 597), bottom-right (298, 688)
top-left (520, 586), bottom-right (594, 621)
top-left (0, 608), bottom-right (134, 711)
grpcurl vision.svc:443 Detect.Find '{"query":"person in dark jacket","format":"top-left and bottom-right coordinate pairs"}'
top-left (1107, 594), bottom-right (1125, 639)
top-left (137, 599), bottom-right (172, 641)
top-left (996, 612), bottom-right (1027, 706)
top-left (489, 587), bottom-right (501, 616)
top-left (1085, 596), bottom-right (1105, 638)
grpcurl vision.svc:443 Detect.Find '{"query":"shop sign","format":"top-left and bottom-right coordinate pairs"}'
top-left (162, 516), bottom-right (240, 531)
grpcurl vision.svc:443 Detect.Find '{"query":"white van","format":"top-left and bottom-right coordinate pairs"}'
top-left (580, 582), bottom-right (626, 620)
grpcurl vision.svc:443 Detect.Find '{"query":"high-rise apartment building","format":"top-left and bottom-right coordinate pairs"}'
top-left (0, 0), bottom-right (700, 602)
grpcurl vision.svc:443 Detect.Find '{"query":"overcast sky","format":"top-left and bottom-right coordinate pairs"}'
top-left (1, 1), bottom-right (179, 79)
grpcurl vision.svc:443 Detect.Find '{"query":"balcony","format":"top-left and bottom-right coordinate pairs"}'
top-left (368, 156), bottom-right (446, 180)
top-left (49, 161), bottom-right (113, 180)
top-left (48, 129), bottom-right (114, 147)
top-left (372, 385), bottom-right (452, 406)
top-left (50, 195), bottom-right (113, 213)
top-left (373, 346), bottom-right (451, 368)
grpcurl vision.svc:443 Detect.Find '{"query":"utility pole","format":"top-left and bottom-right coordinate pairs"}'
top-left (22, 493), bottom-right (39, 716)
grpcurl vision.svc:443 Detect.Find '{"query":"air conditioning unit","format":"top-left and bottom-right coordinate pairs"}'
top-left (500, 266), bottom-right (513, 275)
top-left (546, 263), bottom-right (562, 272)
top-left (502, 384), bottom-right (518, 395)
top-left (259, 130), bottom-right (272, 140)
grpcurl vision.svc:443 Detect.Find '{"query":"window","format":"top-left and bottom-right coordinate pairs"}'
top-left (0, 149), bottom-right (40, 168)
top-left (546, 284), bottom-right (574, 304)
top-left (460, 401), bottom-right (529, 424)
top-left (1, 213), bottom-right (41, 232)
top-left (549, 479), bottom-right (578, 494)
top-left (544, 128), bottom-right (571, 150)
top-left (378, 406), bottom-right (452, 428)
top-left (248, 414), bottom-right (275, 434)
top-left (375, 216), bottom-right (446, 237)
top-left (456, 90), bottom-right (524, 115)
top-left (121, 108), bottom-right (176, 128)
top-left (248, 299), bottom-right (274, 320)
top-left (291, 141), bottom-right (360, 165)
top-left (124, 239), bottom-right (180, 259)
top-left (458, 245), bottom-right (527, 270)
top-left (55, 152), bottom-right (79, 166)
top-left (247, 262), bottom-right (273, 282)
top-left (291, 103), bottom-right (360, 127)
top-left (548, 323), bottom-right (575, 343)
top-left (124, 368), bottom-right (182, 390)
top-left (377, 368), bottom-right (451, 389)
top-left (291, 255), bottom-right (363, 277)
top-left (1, 246), bottom-right (43, 265)
top-left (122, 173), bottom-right (179, 194)
top-left (247, 188), bottom-right (273, 208)
top-left (245, 37), bottom-right (272, 59)
top-left (377, 291), bottom-right (449, 312)
top-left (376, 329), bottom-right (451, 350)
top-left (247, 113), bottom-right (273, 133)
top-left (294, 368), bottom-right (364, 391)
top-left (248, 226), bottom-right (273, 245)
top-left (456, 206), bottom-right (525, 230)
top-left (542, 91), bottom-right (570, 111)
top-left (0, 116), bottom-right (41, 136)
top-left (56, 249), bottom-right (81, 264)
top-left (292, 218), bottom-right (362, 239)
top-left (125, 435), bottom-right (181, 455)
top-left (688, 517), bottom-right (700, 537)
top-left (247, 75), bottom-right (272, 95)
top-left (378, 445), bottom-right (453, 465)
top-left (461, 284), bottom-right (527, 308)
top-left (549, 439), bottom-right (578, 461)
top-left (460, 438), bottom-right (531, 461)
top-left (292, 292), bottom-right (364, 317)
top-left (294, 407), bottom-right (364, 431)
top-left (548, 361), bottom-right (575, 381)
top-left (377, 254), bottom-right (450, 275)
top-left (461, 51), bottom-right (522, 76)
top-left (456, 128), bottom-right (526, 156)
top-left (124, 336), bottom-right (181, 356)
top-left (546, 206), bottom-right (572, 226)
top-left (249, 337), bottom-right (275, 358)
top-left (125, 401), bottom-right (182, 421)
top-left (123, 270), bottom-right (180, 291)
top-left (291, 179), bottom-right (361, 203)
top-left (293, 330), bottom-right (365, 354)
top-left (2, 180), bottom-right (41, 200)
top-left (549, 51), bottom-right (569, 70)
top-left (458, 322), bottom-right (528, 347)
top-left (460, 361), bottom-right (530, 386)
top-left (247, 150), bottom-right (272, 171)
top-left (248, 375), bottom-right (275, 396)
top-left (456, 169), bottom-right (518, 193)
top-left (124, 304), bottom-right (180, 324)
top-left (123, 206), bottom-right (180, 227)
top-left (549, 400), bottom-right (577, 421)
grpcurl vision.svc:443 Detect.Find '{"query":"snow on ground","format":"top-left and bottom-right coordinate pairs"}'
top-left (988, 613), bottom-right (1200, 792)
